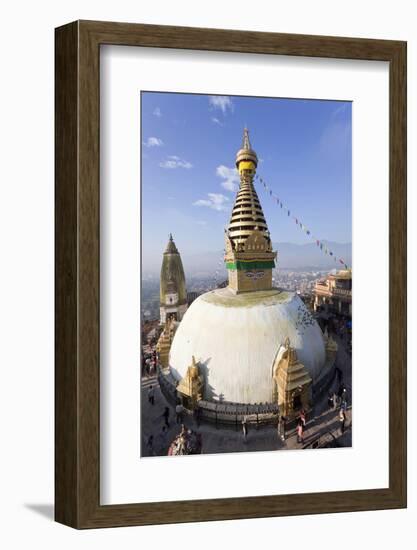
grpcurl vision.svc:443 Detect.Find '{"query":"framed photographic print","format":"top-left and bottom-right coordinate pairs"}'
top-left (55, 20), bottom-right (406, 528)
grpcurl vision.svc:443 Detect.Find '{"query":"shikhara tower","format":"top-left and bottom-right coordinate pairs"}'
top-left (225, 129), bottom-right (276, 293)
top-left (159, 234), bottom-right (187, 324)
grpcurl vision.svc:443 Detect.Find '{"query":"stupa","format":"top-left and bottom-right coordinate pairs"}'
top-left (167, 129), bottom-right (332, 408)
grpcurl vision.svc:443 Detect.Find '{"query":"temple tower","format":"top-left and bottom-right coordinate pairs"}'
top-left (224, 128), bottom-right (277, 293)
top-left (159, 234), bottom-right (188, 324)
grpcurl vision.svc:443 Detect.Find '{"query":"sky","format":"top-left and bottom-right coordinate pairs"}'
top-left (141, 92), bottom-right (351, 272)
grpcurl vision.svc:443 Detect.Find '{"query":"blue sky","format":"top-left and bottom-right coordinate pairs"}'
top-left (141, 92), bottom-right (351, 270)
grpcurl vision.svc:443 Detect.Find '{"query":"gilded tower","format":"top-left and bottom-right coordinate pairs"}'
top-left (224, 128), bottom-right (277, 293)
top-left (159, 234), bottom-right (188, 324)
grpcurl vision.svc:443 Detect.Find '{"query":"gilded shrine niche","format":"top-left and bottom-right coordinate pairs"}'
top-left (273, 338), bottom-right (312, 419)
top-left (176, 356), bottom-right (204, 410)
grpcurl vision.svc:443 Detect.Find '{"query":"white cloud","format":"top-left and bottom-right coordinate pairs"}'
top-left (209, 95), bottom-right (234, 114)
top-left (216, 165), bottom-right (240, 192)
top-left (193, 193), bottom-right (229, 212)
top-left (153, 107), bottom-right (162, 117)
top-left (144, 136), bottom-right (163, 147)
top-left (211, 117), bottom-right (223, 126)
top-left (160, 155), bottom-right (192, 169)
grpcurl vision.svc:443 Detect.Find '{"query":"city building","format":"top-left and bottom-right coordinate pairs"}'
top-left (160, 129), bottom-right (336, 418)
top-left (313, 269), bottom-right (352, 316)
top-left (159, 234), bottom-right (188, 324)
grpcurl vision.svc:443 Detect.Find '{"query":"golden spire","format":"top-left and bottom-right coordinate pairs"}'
top-left (224, 129), bottom-right (277, 294)
top-left (228, 128), bottom-right (270, 249)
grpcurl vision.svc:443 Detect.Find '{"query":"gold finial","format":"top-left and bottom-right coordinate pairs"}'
top-left (235, 127), bottom-right (258, 169)
top-left (242, 127), bottom-right (251, 150)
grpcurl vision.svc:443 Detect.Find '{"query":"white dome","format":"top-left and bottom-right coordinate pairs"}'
top-left (169, 288), bottom-right (326, 404)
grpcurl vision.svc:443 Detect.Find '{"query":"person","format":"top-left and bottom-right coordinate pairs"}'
top-left (339, 408), bottom-right (347, 434)
top-left (328, 392), bottom-right (334, 409)
top-left (338, 382), bottom-right (346, 399)
top-left (333, 391), bottom-right (339, 409)
top-left (297, 418), bottom-right (304, 444)
top-left (299, 409), bottom-right (306, 428)
top-left (242, 416), bottom-right (248, 440)
top-left (148, 385), bottom-right (155, 405)
top-left (279, 415), bottom-right (286, 441)
top-left (163, 406), bottom-right (170, 428)
top-left (175, 402), bottom-right (184, 424)
top-left (277, 415), bottom-right (285, 441)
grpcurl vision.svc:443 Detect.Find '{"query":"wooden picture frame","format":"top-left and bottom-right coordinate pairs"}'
top-left (55, 20), bottom-right (407, 528)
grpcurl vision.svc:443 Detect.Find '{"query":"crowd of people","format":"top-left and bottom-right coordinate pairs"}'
top-left (145, 404), bottom-right (203, 456)
top-left (142, 347), bottom-right (158, 378)
top-left (167, 424), bottom-right (202, 456)
top-left (328, 381), bottom-right (349, 435)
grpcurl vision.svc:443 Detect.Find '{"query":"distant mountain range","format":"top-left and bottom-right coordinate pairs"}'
top-left (270, 241), bottom-right (352, 270)
top-left (143, 241), bottom-right (352, 277)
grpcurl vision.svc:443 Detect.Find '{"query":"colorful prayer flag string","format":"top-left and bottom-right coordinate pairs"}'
top-left (255, 173), bottom-right (350, 270)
